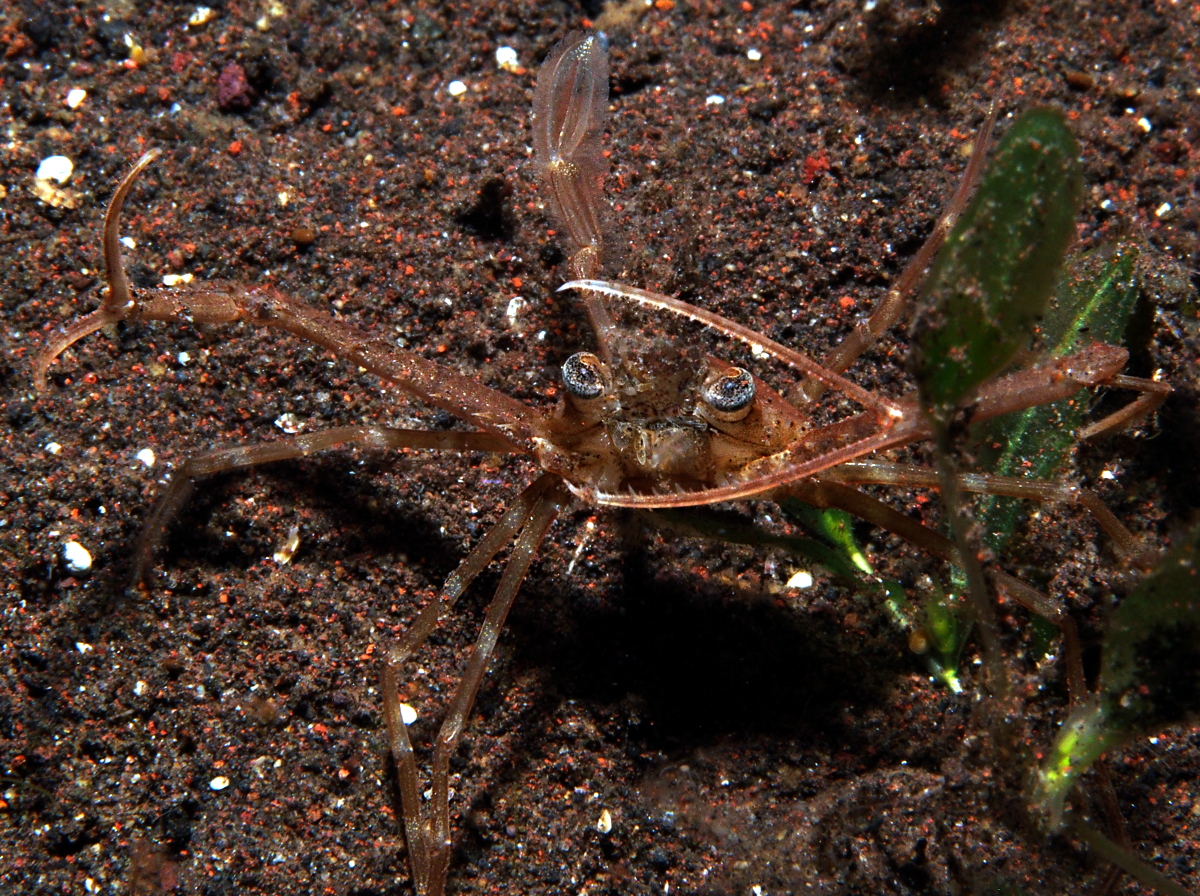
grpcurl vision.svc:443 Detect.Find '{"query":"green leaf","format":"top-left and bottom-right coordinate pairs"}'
top-left (922, 579), bottom-right (966, 664)
top-left (780, 502), bottom-right (873, 575)
top-left (1033, 522), bottom-right (1200, 828)
top-left (973, 243), bottom-right (1141, 553)
top-left (778, 501), bottom-right (966, 691)
top-left (913, 108), bottom-right (1083, 426)
top-left (916, 578), bottom-right (971, 692)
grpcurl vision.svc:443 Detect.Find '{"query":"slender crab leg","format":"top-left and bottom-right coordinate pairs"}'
top-left (808, 107), bottom-right (1001, 389)
top-left (559, 279), bottom-right (1163, 510)
top-left (34, 153), bottom-right (547, 453)
top-left (130, 426), bottom-right (520, 587)
top-left (821, 461), bottom-right (1147, 561)
top-left (384, 474), bottom-right (568, 896)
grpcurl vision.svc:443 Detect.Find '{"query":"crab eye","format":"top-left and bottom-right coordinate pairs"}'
top-left (702, 368), bottom-right (756, 419)
top-left (562, 352), bottom-right (608, 400)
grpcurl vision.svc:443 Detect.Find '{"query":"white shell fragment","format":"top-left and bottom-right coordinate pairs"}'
top-left (505, 296), bottom-right (527, 331)
top-left (209, 776), bottom-right (231, 791)
top-left (36, 155), bottom-right (74, 184)
top-left (33, 159), bottom-right (81, 210)
top-left (66, 88), bottom-right (87, 109)
top-left (63, 541), bottom-right (93, 573)
top-left (747, 48), bottom-right (762, 61)
top-left (399, 702), bottom-right (418, 726)
top-left (495, 46), bottom-right (520, 73)
top-left (189, 6), bottom-right (216, 26)
top-left (705, 94), bottom-right (726, 106)
top-left (136, 448), bottom-right (156, 468)
top-left (273, 527), bottom-right (301, 564)
top-left (786, 570), bottom-right (814, 590)
top-left (274, 412), bottom-right (302, 434)
top-left (447, 80), bottom-right (468, 97)
top-left (597, 808), bottom-right (613, 834)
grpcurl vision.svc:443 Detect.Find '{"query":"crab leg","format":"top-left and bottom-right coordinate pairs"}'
top-left (130, 425), bottom-right (520, 587)
top-left (384, 473), bottom-right (567, 896)
top-left (783, 477), bottom-right (1087, 698)
top-left (822, 461), bottom-right (1148, 563)
top-left (34, 154), bottom-right (547, 453)
top-left (1077, 374), bottom-right (1171, 439)
top-left (810, 107), bottom-right (1000, 388)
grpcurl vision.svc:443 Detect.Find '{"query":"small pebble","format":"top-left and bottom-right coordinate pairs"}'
top-left (36, 155), bottom-right (74, 184)
top-left (209, 776), bottom-right (231, 791)
top-left (189, 6), bottom-right (216, 26)
top-left (1136, 117), bottom-right (1153, 133)
top-left (75, 642), bottom-right (94, 654)
top-left (399, 703), bottom-right (418, 726)
top-left (124, 33), bottom-right (147, 66)
top-left (45, 442), bottom-right (62, 455)
top-left (63, 541), bottom-right (93, 573)
top-left (273, 527), bottom-right (301, 564)
top-left (447, 80), bottom-right (467, 97)
top-left (746, 48), bottom-right (762, 61)
top-left (705, 95), bottom-right (726, 106)
top-left (597, 808), bottom-right (613, 834)
top-left (66, 88), bottom-right (87, 109)
top-left (134, 680), bottom-right (148, 696)
top-left (217, 62), bottom-right (255, 111)
top-left (1155, 202), bottom-right (1172, 218)
top-left (289, 224), bottom-right (317, 246)
top-left (162, 273), bottom-right (194, 286)
top-left (136, 448), bottom-right (156, 468)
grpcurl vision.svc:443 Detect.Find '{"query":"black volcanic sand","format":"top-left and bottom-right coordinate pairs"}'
top-left (2, 2), bottom-right (1199, 894)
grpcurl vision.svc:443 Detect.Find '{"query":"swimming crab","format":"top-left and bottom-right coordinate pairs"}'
top-left (33, 30), bottom-right (1171, 896)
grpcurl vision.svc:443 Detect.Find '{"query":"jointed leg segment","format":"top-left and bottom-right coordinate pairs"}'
top-left (383, 474), bottom-right (567, 896)
top-left (782, 476), bottom-right (1089, 698)
top-left (131, 425), bottom-right (519, 587)
top-left (803, 108), bottom-right (1000, 398)
top-left (822, 460), bottom-right (1149, 563)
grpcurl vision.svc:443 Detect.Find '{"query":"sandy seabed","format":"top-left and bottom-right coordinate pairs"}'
top-left (2, 1), bottom-right (1199, 894)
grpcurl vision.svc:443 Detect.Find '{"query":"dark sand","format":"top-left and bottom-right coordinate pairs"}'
top-left (2, 1), bottom-right (1198, 894)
